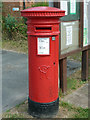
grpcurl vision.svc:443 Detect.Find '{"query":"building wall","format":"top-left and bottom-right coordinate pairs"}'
top-left (25, 0), bottom-right (34, 9)
top-left (2, 2), bottom-right (21, 18)
top-left (2, 0), bottom-right (34, 18)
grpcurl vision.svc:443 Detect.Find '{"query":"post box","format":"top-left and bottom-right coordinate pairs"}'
top-left (21, 7), bottom-right (65, 118)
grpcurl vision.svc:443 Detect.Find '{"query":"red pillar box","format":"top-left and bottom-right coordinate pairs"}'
top-left (21, 7), bottom-right (65, 118)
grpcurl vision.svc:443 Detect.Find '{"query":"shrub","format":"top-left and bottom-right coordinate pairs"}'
top-left (22, 17), bottom-right (27, 25)
top-left (3, 14), bottom-right (17, 38)
top-left (16, 23), bottom-right (27, 37)
top-left (5, 14), bottom-right (17, 32)
top-left (31, 2), bottom-right (49, 7)
top-left (2, 15), bottom-right (27, 41)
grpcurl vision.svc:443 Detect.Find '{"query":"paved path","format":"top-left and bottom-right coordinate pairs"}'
top-left (62, 83), bottom-right (88, 108)
top-left (2, 50), bottom-right (81, 112)
top-left (2, 50), bottom-right (28, 112)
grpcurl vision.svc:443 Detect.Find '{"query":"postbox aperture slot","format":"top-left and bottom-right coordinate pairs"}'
top-left (36, 27), bottom-right (52, 31)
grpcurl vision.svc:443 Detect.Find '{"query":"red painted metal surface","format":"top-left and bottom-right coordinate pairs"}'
top-left (21, 7), bottom-right (65, 103)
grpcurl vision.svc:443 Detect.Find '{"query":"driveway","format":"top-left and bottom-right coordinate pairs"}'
top-left (2, 50), bottom-right (28, 111)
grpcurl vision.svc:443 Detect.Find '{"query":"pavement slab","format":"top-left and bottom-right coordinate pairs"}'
top-left (62, 83), bottom-right (88, 108)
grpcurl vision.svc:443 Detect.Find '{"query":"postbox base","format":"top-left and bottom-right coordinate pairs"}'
top-left (28, 97), bottom-right (59, 118)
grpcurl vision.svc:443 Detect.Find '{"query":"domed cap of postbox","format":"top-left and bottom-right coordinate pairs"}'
top-left (21, 7), bottom-right (65, 17)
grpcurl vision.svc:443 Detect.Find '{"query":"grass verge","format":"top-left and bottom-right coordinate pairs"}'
top-left (2, 39), bottom-right (28, 53)
top-left (68, 52), bottom-right (82, 62)
top-left (3, 99), bottom-right (89, 119)
top-left (60, 101), bottom-right (88, 118)
top-left (59, 70), bottom-right (87, 97)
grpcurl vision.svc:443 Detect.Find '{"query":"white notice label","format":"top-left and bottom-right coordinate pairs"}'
top-left (66, 26), bottom-right (72, 46)
top-left (60, 1), bottom-right (68, 15)
top-left (70, 0), bottom-right (76, 14)
top-left (83, 1), bottom-right (88, 46)
top-left (37, 38), bottom-right (50, 55)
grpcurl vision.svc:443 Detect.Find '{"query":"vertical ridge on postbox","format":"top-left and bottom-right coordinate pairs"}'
top-left (21, 7), bottom-right (65, 118)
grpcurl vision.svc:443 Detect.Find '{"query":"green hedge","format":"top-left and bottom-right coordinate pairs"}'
top-left (31, 2), bottom-right (49, 7)
top-left (2, 14), bottom-right (27, 40)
